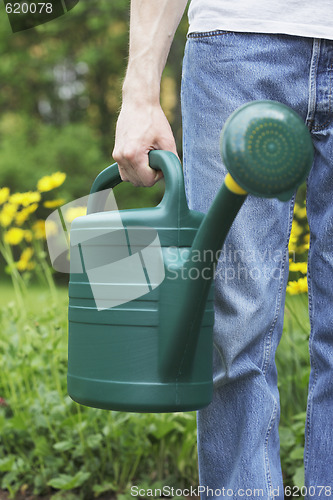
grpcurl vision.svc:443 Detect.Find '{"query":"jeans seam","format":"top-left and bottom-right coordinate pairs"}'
top-left (326, 57), bottom-right (333, 116)
top-left (261, 198), bottom-right (294, 377)
top-left (264, 397), bottom-right (279, 498)
top-left (187, 30), bottom-right (230, 39)
top-left (311, 59), bottom-right (333, 131)
top-left (304, 180), bottom-right (318, 474)
top-left (261, 197), bottom-right (294, 497)
top-left (311, 119), bottom-right (332, 131)
top-left (183, 133), bottom-right (190, 200)
top-left (306, 39), bottom-right (321, 130)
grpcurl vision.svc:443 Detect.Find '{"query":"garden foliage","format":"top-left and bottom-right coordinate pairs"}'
top-left (0, 1), bottom-right (312, 498)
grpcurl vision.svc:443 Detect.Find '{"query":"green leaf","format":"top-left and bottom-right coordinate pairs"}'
top-left (0, 456), bottom-right (15, 472)
top-left (86, 433), bottom-right (103, 449)
top-left (290, 447), bottom-right (304, 460)
top-left (293, 465), bottom-right (305, 489)
top-left (279, 426), bottom-right (295, 449)
top-left (53, 440), bottom-right (75, 452)
top-left (47, 471), bottom-right (91, 490)
top-left (9, 413), bottom-right (28, 431)
top-left (34, 436), bottom-right (53, 457)
top-left (150, 419), bottom-right (176, 440)
top-left (34, 413), bottom-right (49, 430)
top-left (50, 493), bottom-right (82, 500)
top-left (92, 482), bottom-right (116, 495)
top-left (293, 411), bottom-right (307, 421)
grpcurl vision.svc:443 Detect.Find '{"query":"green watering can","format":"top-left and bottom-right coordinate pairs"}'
top-left (67, 101), bottom-right (313, 412)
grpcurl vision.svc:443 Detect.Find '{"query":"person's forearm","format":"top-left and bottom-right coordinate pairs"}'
top-left (123, 0), bottom-right (188, 104)
top-left (113, 0), bottom-right (187, 186)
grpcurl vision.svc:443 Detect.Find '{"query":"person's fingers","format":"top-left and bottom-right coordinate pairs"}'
top-left (112, 104), bottom-right (179, 186)
top-left (157, 134), bottom-right (179, 161)
top-left (112, 147), bottom-right (161, 187)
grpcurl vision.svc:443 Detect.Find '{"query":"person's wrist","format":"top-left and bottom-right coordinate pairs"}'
top-left (122, 66), bottom-right (161, 105)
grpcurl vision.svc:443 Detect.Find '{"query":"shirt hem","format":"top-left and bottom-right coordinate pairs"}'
top-left (187, 17), bottom-right (333, 41)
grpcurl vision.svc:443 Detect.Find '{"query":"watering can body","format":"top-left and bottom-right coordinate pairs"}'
top-left (67, 100), bottom-right (314, 413)
top-left (67, 151), bottom-right (216, 412)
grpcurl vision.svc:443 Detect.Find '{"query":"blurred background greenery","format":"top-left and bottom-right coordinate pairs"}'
top-left (0, 0), bottom-right (189, 285)
top-left (0, 2), bottom-right (311, 499)
top-left (0, 0), bottom-right (187, 208)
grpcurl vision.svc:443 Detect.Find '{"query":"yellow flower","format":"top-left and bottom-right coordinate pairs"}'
top-left (288, 218), bottom-right (307, 254)
top-left (290, 219), bottom-right (303, 238)
top-left (288, 237), bottom-right (298, 254)
top-left (9, 191), bottom-right (41, 207)
top-left (15, 203), bottom-right (39, 226)
top-left (0, 187), bottom-right (10, 206)
top-left (37, 172), bottom-right (66, 192)
top-left (0, 203), bottom-right (19, 228)
top-left (32, 220), bottom-right (46, 239)
top-left (286, 276), bottom-right (308, 295)
top-left (297, 242), bottom-right (310, 253)
top-left (17, 260), bottom-right (35, 271)
top-left (24, 230), bottom-right (33, 242)
top-left (4, 227), bottom-right (25, 245)
top-left (43, 198), bottom-right (66, 209)
top-left (294, 203), bottom-right (307, 219)
top-left (289, 262), bottom-right (307, 274)
top-left (64, 206), bottom-right (86, 223)
top-left (16, 247), bottom-right (35, 272)
top-left (22, 247), bottom-right (34, 260)
top-left (44, 219), bottom-right (58, 236)
top-left (298, 276), bottom-right (308, 293)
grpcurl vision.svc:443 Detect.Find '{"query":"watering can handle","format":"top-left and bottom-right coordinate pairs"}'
top-left (87, 150), bottom-right (189, 216)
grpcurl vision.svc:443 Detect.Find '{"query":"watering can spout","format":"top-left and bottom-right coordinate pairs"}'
top-left (159, 100), bottom-right (314, 381)
top-left (158, 174), bottom-right (248, 381)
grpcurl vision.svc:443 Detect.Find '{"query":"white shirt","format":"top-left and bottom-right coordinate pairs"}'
top-left (188, 0), bottom-right (333, 40)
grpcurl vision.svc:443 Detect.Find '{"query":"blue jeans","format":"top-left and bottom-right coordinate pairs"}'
top-left (181, 32), bottom-right (333, 499)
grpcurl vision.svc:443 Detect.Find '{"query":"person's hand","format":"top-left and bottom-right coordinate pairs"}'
top-left (112, 101), bottom-right (179, 187)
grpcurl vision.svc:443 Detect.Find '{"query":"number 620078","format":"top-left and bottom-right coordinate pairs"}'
top-left (5, 3), bottom-right (53, 14)
top-left (285, 485), bottom-right (332, 497)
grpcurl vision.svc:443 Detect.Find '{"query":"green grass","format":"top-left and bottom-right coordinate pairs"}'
top-left (0, 283), bottom-right (198, 499)
top-left (277, 293), bottom-right (310, 495)
top-left (0, 281), bottom-right (311, 499)
top-left (0, 280), bottom-right (68, 316)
